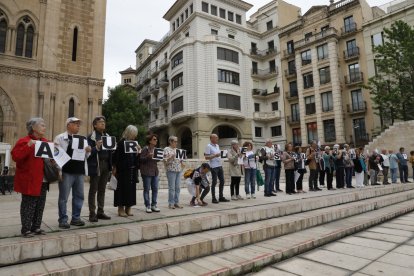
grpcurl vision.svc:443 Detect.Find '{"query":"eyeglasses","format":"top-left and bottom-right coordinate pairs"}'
top-left (152, 138), bottom-right (158, 141)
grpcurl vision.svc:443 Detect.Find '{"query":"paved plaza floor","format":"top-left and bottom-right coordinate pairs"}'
top-left (0, 178), bottom-right (372, 239)
top-left (254, 211), bottom-right (414, 276)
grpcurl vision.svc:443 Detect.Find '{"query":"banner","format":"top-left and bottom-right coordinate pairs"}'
top-left (35, 141), bottom-right (54, 159)
top-left (53, 146), bottom-right (71, 168)
top-left (124, 141), bottom-right (139, 153)
top-left (102, 136), bottom-right (116, 150)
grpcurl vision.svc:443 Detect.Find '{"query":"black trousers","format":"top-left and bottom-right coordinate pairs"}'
top-left (296, 171), bottom-right (304, 191)
top-left (309, 169), bottom-right (318, 189)
top-left (285, 169), bottom-right (295, 193)
top-left (191, 185), bottom-right (210, 202)
top-left (230, 176), bottom-right (241, 196)
top-left (211, 166), bottom-right (225, 199)
top-left (20, 182), bottom-right (48, 234)
top-left (89, 160), bottom-right (110, 216)
top-left (319, 167), bottom-right (325, 186)
top-left (336, 167), bottom-right (345, 188)
top-left (325, 168), bottom-right (334, 189)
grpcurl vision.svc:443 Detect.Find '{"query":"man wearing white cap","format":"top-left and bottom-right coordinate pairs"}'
top-left (54, 117), bottom-right (92, 229)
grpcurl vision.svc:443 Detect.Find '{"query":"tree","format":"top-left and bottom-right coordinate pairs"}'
top-left (102, 85), bottom-right (149, 145)
top-left (366, 20), bottom-right (414, 127)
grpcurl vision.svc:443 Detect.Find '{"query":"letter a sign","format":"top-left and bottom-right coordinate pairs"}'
top-left (35, 141), bottom-right (54, 159)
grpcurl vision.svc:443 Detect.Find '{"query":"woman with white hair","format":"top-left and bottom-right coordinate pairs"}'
top-left (163, 135), bottom-right (184, 209)
top-left (112, 125), bottom-right (140, 217)
top-left (11, 117), bottom-right (49, 237)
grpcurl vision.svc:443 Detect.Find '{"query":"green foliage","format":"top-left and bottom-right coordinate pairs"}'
top-left (102, 85), bottom-right (149, 145)
top-left (365, 20), bottom-right (414, 125)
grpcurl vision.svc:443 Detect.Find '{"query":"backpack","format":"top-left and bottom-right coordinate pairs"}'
top-left (183, 168), bottom-right (195, 179)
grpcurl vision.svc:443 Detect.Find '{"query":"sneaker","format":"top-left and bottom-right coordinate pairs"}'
top-left (246, 194), bottom-right (251, 199)
top-left (219, 197), bottom-right (230, 202)
top-left (97, 213), bottom-right (111, 220)
top-left (231, 195), bottom-right (237, 200)
top-left (174, 204), bottom-right (184, 209)
top-left (32, 229), bottom-right (46, 235)
top-left (168, 204), bottom-right (176, 209)
top-left (314, 187), bottom-right (322, 191)
top-left (70, 220), bottom-right (85, 227)
top-left (59, 222), bottom-right (70, 229)
top-left (151, 206), bottom-right (160, 212)
top-left (89, 215), bottom-right (98, 222)
top-left (251, 194), bottom-right (256, 199)
top-left (201, 200), bottom-right (208, 206)
top-left (276, 189), bottom-right (284, 192)
top-left (237, 195), bottom-right (244, 200)
top-left (212, 198), bottom-right (219, 204)
top-left (190, 201), bottom-right (196, 207)
top-left (22, 231), bottom-right (34, 238)
top-left (146, 207), bottom-right (152, 213)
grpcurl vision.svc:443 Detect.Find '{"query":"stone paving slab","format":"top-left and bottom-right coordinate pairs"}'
top-left (275, 258), bottom-right (350, 276)
top-left (301, 249), bottom-right (371, 271)
top-left (322, 241), bottom-right (387, 260)
top-left (359, 261), bottom-right (414, 276)
top-left (355, 230), bottom-right (412, 243)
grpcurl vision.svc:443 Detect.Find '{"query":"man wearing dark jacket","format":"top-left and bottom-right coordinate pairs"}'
top-left (87, 116), bottom-right (112, 222)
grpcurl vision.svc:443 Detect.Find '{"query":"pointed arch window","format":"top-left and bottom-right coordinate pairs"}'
top-left (15, 16), bottom-right (35, 58)
top-left (68, 98), bottom-right (75, 117)
top-left (15, 23), bottom-right (25, 56)
top-left (0, 19), bottom-right (7, 53)
top-left (25, 25), bottom-right (34, 58)
top-left (72, 27), bottom-right (78, 61)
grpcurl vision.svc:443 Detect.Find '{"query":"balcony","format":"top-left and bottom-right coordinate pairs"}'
top-left (253, 110), bottom-right (282, 121)
top-left (345, 72), bottom-right (364, 86)
top-left (149, 117), bottom-right (169, 129)
top-left (159, 77), bottom-right (169, 88)
top-left (150, 102), bottom-right (160, 111)
top-left (251, 67), bottom-right (278, 79)
top-left (294, 27), bottom-right (338, 49)
top-left (283, 49), bottom-right (295, 59)
top-left (151, 66), bottom-right (160, 77)
top-left (143, 71), bottom-right (151, 83)
top-left (284, 69), bottom-right (297, 79)
top-left (158, 95), bottom-right (169, 106)
top-left (250, 47), bottom-right (277, 59)
top-left (159, 58), bottom-right (170, 70)
top-left (286, 91), bottom-right (299, 101)
top-left (344, 47), bottom-right (360, 61)
top-left (140, 87), bottom-right (151, 100)
top-left (150, 83), bottom-right (160, 94)
top-left (341, 22), bottom-right (357, 36)
top-left (301, 59), bottom-right (312, 66)
top-left (287, 116), bottom-right (301, 125)
top-left (136, 79), bottom-right (144, 90)
top-left (347, 101), bottom-right (367, 114)
top-left (252, 88), bottom-right (280, 99)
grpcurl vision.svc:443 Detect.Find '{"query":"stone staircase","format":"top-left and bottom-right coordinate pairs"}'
top-left (1, 184), bottom-right (414, 275)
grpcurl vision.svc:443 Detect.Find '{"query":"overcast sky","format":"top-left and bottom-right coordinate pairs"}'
top-left (104, 0), bottom-right (392, 97)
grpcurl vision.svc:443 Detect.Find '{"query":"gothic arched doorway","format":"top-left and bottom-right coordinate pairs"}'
top-left (180, 128), bottom-right (193, 158)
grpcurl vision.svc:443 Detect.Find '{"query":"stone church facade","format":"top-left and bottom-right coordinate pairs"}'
top-left (0, 0), bottom-right (106, 169)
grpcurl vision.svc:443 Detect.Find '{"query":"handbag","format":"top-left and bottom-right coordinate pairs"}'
top-left (108, 174), bottom-right (118, 190)
top-left (43, 159), bottom-right (59, 183)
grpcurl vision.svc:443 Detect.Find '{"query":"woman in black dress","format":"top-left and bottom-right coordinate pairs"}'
top-left (112, 125), bottom-right (140, 217)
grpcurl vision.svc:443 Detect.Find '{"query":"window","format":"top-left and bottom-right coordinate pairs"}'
top-left (254, 103), bottom-right (260, 112)
top-left (15, 23), bottom-right (24, 56)
top-left (171, 51), bottom-right (183, 68)
top-left (319, 67), bottom-right (331, 85)
top-left (317, 43), bottom-right (328, 60)
top-left (269, 60), bottom-right (276, 73)
top-left (218, 69), bottom-right (239, 85)
top-left (305, 32), bottom-right (313, 41)
top-left (271, 101), bottom-right (278, 111)
top-left (217, 47), bottom-right (239, 64)
top-left (219, 8), bottom-right (226, 19)
top-left (323, 119), bottom-right (336, 142)
top-left (202, 2), bottom-right (209, 13)
top-left (266, 20), bottom-right (273, 30)
top-left (351, 89), bottom-right (364, 111)
top-left (255, 127), bottom-right (262, 137)
top-left (236, 14), bottom-right (242, 24)
top-left (288, 60), bottom-right (296, 75)
top-left (349, 63), bottom-right (360, 82)
top-left (68, 98), bottom-right (75, 117)
top-left (72, 27), bottom-right (78, 61)
top-left (345, 39), bottom-right (358, 58)
top-left (211, 5), bottom-right (217, 16)
top-left (271, 126), bottom-right (282, 137)
top-left (228, 34), bottom-right (235, 39)
top-left (181, 14), bottom-right (184, 23)
top-left (185, 9), bottom-right (189, 19)
top-left (321, 92), bottom-right (333, 112)
top-left (305, 96), bottom-right (316, 115)
top-left (371, 32), bottom-right (383, 48)
top-left (176, 18), bottom-right (179, 28)
top-left (268, 40), bottom-right (275, 51)
top-left (219, 93), bottom-right (241, 110)
top-left (172, 22), bottom-right (176, 31)
top-left (301, 49), bottom-right (311, 66)
top-left (354, 118), bottom-right (367, 142)
top-left (293, 128), bottom-right (301, 145)
top-left (291, 103), bottom-right (300, 121)
top-left (172, 96), bottom-right (184, 114)
top-left (344, 15), bottom-right (355, 33)
top-left (287, 40), bottom-right (294, 54)
top-left (190, 4), bottom-right (193, 14)
top-left (0, 19), bottom-right (6, 53)
top-left (252, 61), bottom-right (258, 74)
top-left (321, 25), bottom-right (329, 35)
top-left (303, 73), bottom-right (314, 89)
top-left (228, 11), bottom-right (234, 22)
top-left (289, 81), bottom-right (298, 97)
top-left (171, 73), bottom-right (183, 90)
top-left (185, 32), bottom-right (189, 37)
top-left (307, 122), bottom-right (318, 143)
top-left (211, 29), bottom-right (218, 35)
top-left (123, 78), bottom-right (131, 84)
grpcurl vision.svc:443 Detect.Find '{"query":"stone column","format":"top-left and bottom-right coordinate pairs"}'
top-left (50, 93), bottom-right (56, 139)
top-left (38, 92), bottom-right (44, 117)
top-left (311, 47), bottom-right (324, 143)
top-left (88, 98), bottom-right (93, 134)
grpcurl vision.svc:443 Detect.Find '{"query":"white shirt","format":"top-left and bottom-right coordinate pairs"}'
top-left (243, 150), bottom-right (257, 169)
top-left (263, 146), bottom-right (275, 167)
top-left (204, 143), bottom-right (222, 168)
top-left (381, 154), bottom-right (390, 167)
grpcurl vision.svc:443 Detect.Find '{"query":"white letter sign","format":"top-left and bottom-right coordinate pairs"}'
top-left (35, 141), bottom-right (54, 159)
top-left (102, 136), bottom-right (116, 150)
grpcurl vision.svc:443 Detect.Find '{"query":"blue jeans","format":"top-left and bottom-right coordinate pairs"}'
top-left (142, 175), bottom-right (159, 207)
top-left (345, 167), bottom-right (353, 187)
top-left (390, 168), bottom-right (398, 183)
top-left (167, 171), bottom-right (181, 205)
top-left (244, 168), bottom-right (256, 195)
top-left (264, 166), bottom-right (275, 195)
top-left (273, 166), bottom-right (281, 191)
top-left (58, 173), bottom-right (84, 223)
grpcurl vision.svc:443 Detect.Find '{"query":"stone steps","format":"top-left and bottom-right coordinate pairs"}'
top-left (1, 185), bottom-right (414, 275)
top-left (140, 200), bottom-right (414, 276)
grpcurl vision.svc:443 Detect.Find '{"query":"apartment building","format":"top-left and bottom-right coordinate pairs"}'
top-left (122, 0), bottom-right (300, 157)
top-left (280, 0), bottom-right (375, 147)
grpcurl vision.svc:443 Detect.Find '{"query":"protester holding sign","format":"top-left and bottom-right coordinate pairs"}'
top-left (369, 150), bottom-right (384, 185)
top-left (112, 125), bottom-right (140, 217)
top-left (294, 146), bottom-right (306, 193)
top-left (282, 143), bottom-right (296, 195)
top-left (273, 144), bottom-right (283, 193)
top-left (322, 146), bottom-right (336, 190)
top-left (242, 141), bottom-right (257, 199)
top-left (87, 116), bottom-right (112, 222)
top-left (204, 134), bottom-right (229, 203)
top-left (343, 144), bottom-right (355, 189)
top-left (54, 117), bottom-right (91, 229)
top-left (396, 147), bottom-right (410, 183)
top-left (227, 140), bottom-right (243, 200)
top-left (140, 134), bottom-right (161, 213)
top-left (163, 136), bottom-right (184, 209)
top-left (11, 118), bottom-right (50, 237)
top-left (259, 139), bottom-right (277, 197)
top-left (353, 149), bottom-right (367, 188)
top-left (306, 141), bottom-right (321, 192)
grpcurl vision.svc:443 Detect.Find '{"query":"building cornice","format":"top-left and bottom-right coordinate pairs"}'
top-left (362, 3), bottom-right (414, 27)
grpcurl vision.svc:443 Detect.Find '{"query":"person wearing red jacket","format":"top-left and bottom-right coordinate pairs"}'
top-left (11, 117), bottom-right (49, 238)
